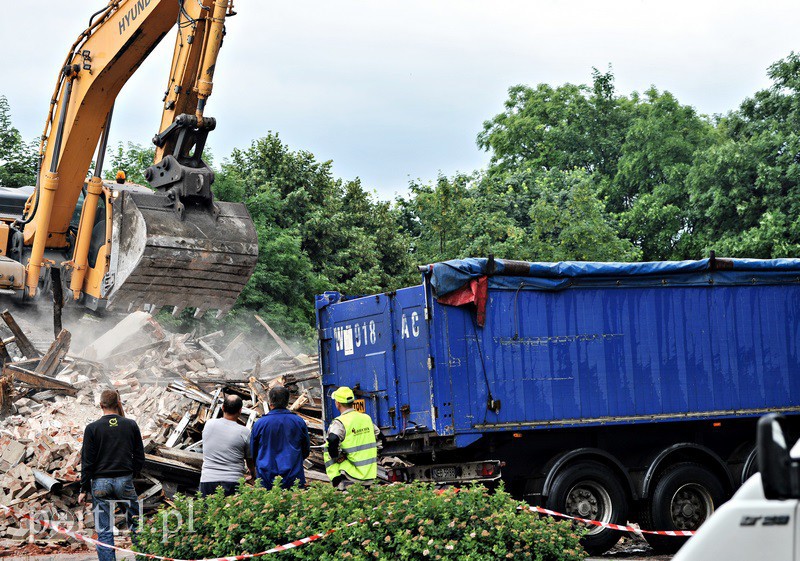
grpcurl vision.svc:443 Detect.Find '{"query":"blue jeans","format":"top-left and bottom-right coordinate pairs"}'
top-left (91, 476), bottom-right (140, 561)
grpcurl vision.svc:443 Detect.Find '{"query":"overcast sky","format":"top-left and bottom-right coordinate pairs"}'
top-left (3, 1), bottom-right (799, 199)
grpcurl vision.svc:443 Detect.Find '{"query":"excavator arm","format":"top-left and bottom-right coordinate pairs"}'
top-left (19, 0), bottom-right (257, 315)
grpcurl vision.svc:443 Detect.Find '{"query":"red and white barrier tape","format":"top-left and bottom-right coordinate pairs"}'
top-left (528, 506), bottom-right (696, 537)
top-left (0, 503), bottom-right (360, 561)
top-left (1, 497), bottom-right (694, 561)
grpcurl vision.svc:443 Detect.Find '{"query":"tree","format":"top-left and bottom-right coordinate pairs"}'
top-left (686, 52), bottom-right (800, 258)
top-left (398, 168), bottom-right (639, 264)
top-left (477, 69), bottom-right (633, 180)
top-left (476, 70), bottom-right (717, 261)
top-left (214, 133), bottom-right (412, 339)
top-left (103, 142), bottom-right (156, 184)
top-left (526, 170), bottom-right (641, 262)
top-left (611, 88), bottom-right (715, 260)
top-left (0, 96), bottom-right (37, 187)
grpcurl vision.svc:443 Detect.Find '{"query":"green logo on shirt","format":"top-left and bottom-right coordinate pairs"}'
top-left (109, 418), bottom-right (118, 427)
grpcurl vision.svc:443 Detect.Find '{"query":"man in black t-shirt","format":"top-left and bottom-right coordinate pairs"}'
top-left (78, 389), bottom-right (145, 561)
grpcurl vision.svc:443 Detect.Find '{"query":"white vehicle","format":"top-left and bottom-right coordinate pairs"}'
top-left (674, 414), bottom-right (799, 561)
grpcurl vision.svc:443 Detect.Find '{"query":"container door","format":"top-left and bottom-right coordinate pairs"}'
top-left (318, 293), bottom-right (397, 431)
top-left (392, 287), bottom-right (435, 432)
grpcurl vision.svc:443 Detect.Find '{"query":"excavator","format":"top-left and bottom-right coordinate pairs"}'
top-left (0, 0), bottom-right (258, 317)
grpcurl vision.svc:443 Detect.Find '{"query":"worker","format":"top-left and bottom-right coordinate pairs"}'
top-left (78, 389), bottom-right (144, 561)
top-left (323, 386), bottom-right (380, 489)
top-left (250, 385), bottom-right (310, 490)
top-left (199, 394), bottom-right (255, 497)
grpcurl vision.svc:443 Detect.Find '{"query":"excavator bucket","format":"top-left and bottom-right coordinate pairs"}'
top-left (105, 188), bottom-right (258, 316)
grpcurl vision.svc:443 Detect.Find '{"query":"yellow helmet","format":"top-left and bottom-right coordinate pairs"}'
top-left (332, 386), bottom-right (355, 404)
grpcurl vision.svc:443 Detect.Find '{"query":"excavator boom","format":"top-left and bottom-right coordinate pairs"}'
top-left (17, 0), bottom-right (257, 316)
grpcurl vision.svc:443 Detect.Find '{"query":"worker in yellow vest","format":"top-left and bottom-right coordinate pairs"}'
top-left (324, 386), bottom-right (379, 489)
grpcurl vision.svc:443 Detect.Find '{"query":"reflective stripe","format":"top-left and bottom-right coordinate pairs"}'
top-left (325, 457), bottom-right (376, 469)
top-left (324, 410), bottom-right (378, 482)
top-left (341, 442), bottom-right (377, 454)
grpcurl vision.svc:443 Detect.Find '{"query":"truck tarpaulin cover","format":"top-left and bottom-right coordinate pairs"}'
top-left (428, 257), bottom-right (800, 296)
top-left (428, 257), bottom-right (800, 325)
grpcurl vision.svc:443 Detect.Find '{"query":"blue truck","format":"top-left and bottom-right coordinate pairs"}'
top-left (315, 256), bottom-right (800, 554)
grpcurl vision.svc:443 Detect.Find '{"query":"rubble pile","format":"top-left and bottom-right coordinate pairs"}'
top-left (0, 310), bottom-right (325, 545)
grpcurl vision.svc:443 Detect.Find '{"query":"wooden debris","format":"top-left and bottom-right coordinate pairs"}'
top-left (254, 314), bottom-right (296, 358)
top-left (289, 391), bottom-right (309, 411)
top-left (165, 412), bottom-right (192, 448)
top-left (221, 332), bottom-right (245, 359)
top-left (2, 309), bottom-right (41, 359)
top-left (155, 447), bottom-right (203, 469)
top-left (0, 308), bottom-right (331, 546)
top-left (198, 340), bottom-right (223, 362)
top-left (34, 329), bottom-right (71, 378)
top-left (0, 338), bottom-right (12, 366)
top-left (5, 364), bottom-right (77, 396)
top-left (198, 330), bottom-right (224, 342)
top-left (0, 374), bottom-right (11, 417)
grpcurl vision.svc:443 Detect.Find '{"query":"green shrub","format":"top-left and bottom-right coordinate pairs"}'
top-left (135, 482), bottom-right (586, 561)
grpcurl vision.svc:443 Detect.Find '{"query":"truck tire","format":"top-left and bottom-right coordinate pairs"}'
top-left (545, 461), bottom-right (627, 555)
top-left (643, 462), bottom-right (725, 554)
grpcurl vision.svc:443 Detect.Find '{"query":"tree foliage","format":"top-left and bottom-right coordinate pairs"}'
top-left (213, 133), bottom-right (412, 340)
top-left (0, 96), bottom-right (37, 187)
top-left (136, 482), bottom-right (586, 561)
top-left (7, 52), bottom-right (800, 339)
top-left (103, 141), bottom-right (156, 184)
top-left (686, 53), bottom-right (800, 258)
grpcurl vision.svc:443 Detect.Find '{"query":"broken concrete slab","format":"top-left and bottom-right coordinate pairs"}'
top-left (81, 311), bottom-right (163, 362)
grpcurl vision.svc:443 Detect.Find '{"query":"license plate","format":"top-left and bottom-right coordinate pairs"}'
top-left (352, 399), bottom-right (366, 413)
top-left (432, 467), bottom-right (457, 481)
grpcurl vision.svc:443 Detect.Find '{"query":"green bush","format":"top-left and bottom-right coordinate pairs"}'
top-left (135, 482), bottom-right (586, 561)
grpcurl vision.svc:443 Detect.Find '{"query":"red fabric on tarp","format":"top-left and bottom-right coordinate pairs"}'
top-left (437, 275), bottom-right (488, 326)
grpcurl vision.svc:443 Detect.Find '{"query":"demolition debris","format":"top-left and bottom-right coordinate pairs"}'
top-left (0, 310), bottom-right (326, 546)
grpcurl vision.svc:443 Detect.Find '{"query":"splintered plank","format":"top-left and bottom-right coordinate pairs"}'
top-left (254, 314), bottom-right (296, 358)
top-left (34, 329), bottom-right (71, 378)
top-left (155, 447), bottom-right (204, 469)
top-left (248, 377), bottom-right (268, 408)
top-left (198, 340), bottom-right (224, 362)
top-left (289, 391), bottom-right (309, 411)
top-left (165, 412), bottom-right (192, 448)
top-left (221, 332), bottom-right (245, 359)
top-left (0, 374), bottom-right (12, 416)
top-left (5, 364), bottom-right (76, 396)
top-left (0, 338), bottom-right (12, 366)
top-left (1, 310), bottom-right (41, 359)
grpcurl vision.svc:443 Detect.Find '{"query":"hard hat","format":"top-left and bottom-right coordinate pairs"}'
top-left (332, 386), bottom-right (355, 404)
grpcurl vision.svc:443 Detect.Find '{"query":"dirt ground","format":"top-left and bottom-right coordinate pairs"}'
top-left (589, 535), bottom-right (675, 560)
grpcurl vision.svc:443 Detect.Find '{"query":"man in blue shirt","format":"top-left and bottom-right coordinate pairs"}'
top-left (250, 385), bottom-right (310, 489)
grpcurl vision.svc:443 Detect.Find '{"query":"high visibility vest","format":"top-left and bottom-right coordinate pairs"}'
top-left (324, 410), bottom-right (378, 482)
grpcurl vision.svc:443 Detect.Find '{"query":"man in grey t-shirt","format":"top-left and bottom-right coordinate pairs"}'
top-left (199, 395), bottom-right (255, 497)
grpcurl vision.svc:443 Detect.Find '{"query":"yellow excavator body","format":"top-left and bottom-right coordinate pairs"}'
top-left (3, 0), bottom-right (257, 316)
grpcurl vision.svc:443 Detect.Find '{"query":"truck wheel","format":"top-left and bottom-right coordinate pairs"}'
top-left (546, 461), bottom-right (627, 555)
top-left (643, 462), bottom-right (725, 554)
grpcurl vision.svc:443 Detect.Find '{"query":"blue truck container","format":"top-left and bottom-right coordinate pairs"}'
top-left (316, 257), bottom-right (800, 554)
